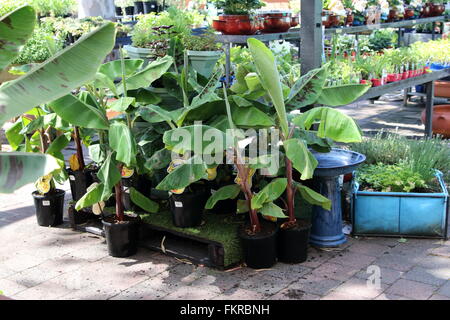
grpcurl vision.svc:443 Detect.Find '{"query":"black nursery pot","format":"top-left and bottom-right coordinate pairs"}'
top-left (122, 174), bottom-right (152, 211)
top-left (143, 1), bottom-right (158, 13)
top-left (68, 204), bottom-right (98, 228)
top-left (102, 216), bottom-right (141, 257)
top-left (115, 6), bottom-right (123, 16)
top-left (67, 168), bottom-right (94, 202)
top-left (238, 221), bottom-right (278, 269)
top-left (124, 6), bottom-right (134, 15)
top-left (32, 189), bottom-right (65, 227)
top-left (134, 1), bottom-right (144, 14)
top-left (169, 189), bottom-right (209, 228)
top-left (277, 220), bottom-right (311, 263)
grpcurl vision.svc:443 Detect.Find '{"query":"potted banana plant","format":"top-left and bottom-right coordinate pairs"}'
top-left (239, 39), bottom-right (369, 263)
top-left (54, 54), bottom-right (173, 257)
top-left (0, 5), bottom-right (116, 196)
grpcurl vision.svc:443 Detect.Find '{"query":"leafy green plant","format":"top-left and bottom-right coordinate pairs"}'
top-left (211, 0), bottom-right (265, 15)
top-left (356, 162), bottom-right (429, 193)
top-left (349, 131), bottom-right (450, 183)
top-left (368, 29), bottom-right (397, 51)
top-left (0, 5), bottom-right (116, 193)
top-left (182, 29), bottom-right (222, 51)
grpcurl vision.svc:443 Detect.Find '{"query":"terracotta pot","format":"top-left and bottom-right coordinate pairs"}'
top-left (260, 12), bottom-right (292, 33)
top-left (214, 15), bottom-right (260, 35)
top-left (421, 105), bottom-right (450, 138)
top-left (435, 80), bottom-right (450, 98)
top-left (322, 11), bottom-right (340, 28)
top-left (371, 78), bottom-right (382, 87)
top-left (430, 3), bottom-right (445, 17)
top-left (387, 9), bottom-right (398, 22)
top-left (421, 3), bottom-right (432, 17)
top-left (290, 15), bottom-right (299, 27)
top-left (404, 7), bottom-right (415, 19)
top-left (212, 19), bottom-right (224, 32)
top-left (345, 13), bottom-right (354, 26)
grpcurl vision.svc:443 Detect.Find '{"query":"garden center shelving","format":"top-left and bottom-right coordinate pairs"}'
top-left (214, 0), bottom-right (449, 136)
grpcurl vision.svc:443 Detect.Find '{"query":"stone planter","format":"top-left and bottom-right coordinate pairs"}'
top-left (187, 50), bottom-right (222, 78)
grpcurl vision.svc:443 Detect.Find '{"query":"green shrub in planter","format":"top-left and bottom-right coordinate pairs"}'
top-left (183, 29), bottom-right (223, 78)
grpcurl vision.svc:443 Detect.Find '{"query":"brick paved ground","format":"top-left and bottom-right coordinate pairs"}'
top-left (0, 93), bottom-right (449, 300)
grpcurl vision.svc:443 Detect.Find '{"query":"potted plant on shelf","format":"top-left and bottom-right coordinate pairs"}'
top-left (0, 5), bottom-right (116, 196)
top-left (343, 0), bottom-right (356, 26)
top-left (211, 0), bottom-right (265, 35)
top-left (351, 0), bottom-right (369, 25)
top-left (182, 29), bottom-right (223, 78)
top-left (350, 132), bottom-right (449, 238)
top-left (323, 0), bottom-right (347, 28)
top-left (134, 1), bottom-right (145, 14)
top-left (245, 39), bottom-right (368, 263)
top-left (387, 0), bottom-right (405, 21)
top-left (426, 0), bottom-right (446, 16)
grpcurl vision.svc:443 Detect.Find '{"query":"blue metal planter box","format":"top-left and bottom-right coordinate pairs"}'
top-left (351, 171), bottom-right (449, 239)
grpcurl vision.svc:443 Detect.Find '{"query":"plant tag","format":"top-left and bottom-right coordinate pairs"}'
top-left (42, 200), bottom-right (50, 206)
top-left (69, 175), bottom-right (75, 181)
top-left (174, 201), bottom-right (183, 208)
top-left (211, 189), bottom-right (217, 194)
top-left (124, 188), bottom-right (130, 194)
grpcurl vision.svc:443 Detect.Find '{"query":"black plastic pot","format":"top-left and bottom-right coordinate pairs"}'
top-left (115, 6), bottom-right (123, 16)
top-left (134, 1), bottom-right (144, 14)
top-left (122, 174), bottom-right (152, 211)
top-left (67, 168), bottom-right (94, 202)
top-left (102, 215), bottom-right (141, 257)
top-left (32, 189), bottom-right (65, 227)
top-left (277, 220), bottom-right (311, 263)
top-left (169, 188), bottom-right (209, 228)
top-left (144, 1), bottom-right (158, 13)
top-left (68, 204), bottom-right (98, 228)
top-left (124, 6), bottom-right (134, 15)
top-left (238, 220), bottom-right (278, 269)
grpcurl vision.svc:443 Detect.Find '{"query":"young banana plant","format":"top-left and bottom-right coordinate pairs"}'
top-left (0, 5), bottom-right (115, 193)
top-left (246, 38), bottom-right (369, 228)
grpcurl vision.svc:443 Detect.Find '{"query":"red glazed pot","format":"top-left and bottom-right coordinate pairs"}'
top-left (421, 105), bottom-right (450, 138)
top-left (212, 19), bottom-right (224, 32)
top-left (387, 9), bottom-right (398, 22)
top-left (402, 71), bottom-right (410, 80)
top-left (430, 3), bottom-right (445, 17)
top-left (371, 78), bottom-right (382, 87)
top-left (387, 74), bottom-right (397, 82)
top-left (218, 14), bottom-right (249, 21)
top-left (421, 3), bottom-right (432, 17)
top-left (262, 16), bottom-right (292, 33)
top-left (290, 15), bottom-right (299, 27)
top-left (345, 13), bottom-right (354, 26)
top-left (360, 79), bottom-right (370, 85)
top-left (214, 15), bottom-right (260, 35)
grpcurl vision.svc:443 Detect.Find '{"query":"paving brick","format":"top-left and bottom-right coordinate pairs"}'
top-left (333, 277), bottom-right (387, 299)
top-left (12, 279), bottom-right (77, 300)
top-left (0, 278), bottom-right (28, 296)
top-left (109, 280), bottom-right (169, 300)
top-left (429, 246), bottom-right (450, 258)
top-left (311, 262), bottom-right (359, 281)
top-left (6, 265), bottom-right (61, 288)
top-left (287, 273), bottom-right (341, 296)
top-left (301, 247), bottom-right (337, 268)
top-left (386, 279), bottom-right (437, 300)
top-left (238, 273), bottom-right (294, 296)
top-left (402, 266), bottom-right (447, 286)
top-left (329, 251), bottom-right (377, 269)
top-left (437, 281), bottom-right (450, 298)
top-left (214, 288), bottom-right (267, 300)
top-left (269, 288), bottom-right (320, 300)
top-left (347, 241), bottom-right (391, 257)
top-left (2, 254), bottom-right (48, 273)
top-left (164, 285), bottom-right (221, 300)
top-left (374, 293), bottom-right (410, 300)
top-left (428, 294), bottom-right (450, 300)
top-left (373, 254), bottom-right (416, 272)
top-left (321, 291), bottom-right (366, 300)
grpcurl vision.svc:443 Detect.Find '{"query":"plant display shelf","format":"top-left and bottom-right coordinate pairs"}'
top-left (299, 0), bottom-right (450, 137)
top-left (324, 16), bottom-right (449, 35)
top-left (348, 69), bottom-right (450, 137)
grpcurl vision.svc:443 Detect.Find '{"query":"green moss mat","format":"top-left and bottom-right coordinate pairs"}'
top-left (140, 212), bottom-right (244, 268)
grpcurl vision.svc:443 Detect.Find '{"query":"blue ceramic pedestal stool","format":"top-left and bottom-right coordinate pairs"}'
top-left (309, 148), bottom-right (366, 248)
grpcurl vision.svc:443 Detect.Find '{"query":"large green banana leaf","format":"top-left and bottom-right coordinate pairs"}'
top-left (247, 38), bottom-right (289, 138)
top-left (0, 152), bottom-right (60, 193)
top-left (293, 107), bottom-right (362, 143)
top-left (316, 84), bottom-right (371, 106)
top-left (286, 66), bottom-right (328, 108)
top-left (0, 5), bottom-right (36, 71)
top-left (0, 22), bottom-right (116, 126)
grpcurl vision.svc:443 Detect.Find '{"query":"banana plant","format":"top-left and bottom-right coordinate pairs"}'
top-left (66, 55), bottom-right (175, 221)
top-left (0, 5), bottom-right (116, 193)
top-left (246, 38), bottom-right (367, 228)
